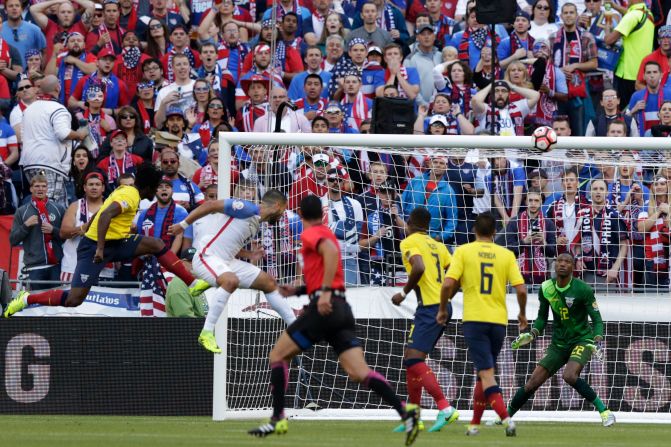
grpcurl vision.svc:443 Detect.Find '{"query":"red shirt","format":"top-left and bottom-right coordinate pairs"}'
top-left (300, 224), bottom-right (345, 294)
top-left (45, 20), bottom-right (88, 62)
top-left (637, 48), bottom-right (671, 86)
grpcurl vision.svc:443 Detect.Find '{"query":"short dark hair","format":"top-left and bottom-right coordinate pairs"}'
top-left (304, 73), bottom-right (323, 86)
top-left (645, 60), bottom-right (662, 72)
top-left (607, 119), bottom-right (627, 131)
top-left (562, 166), bottom-right (579, 179)
top-left (408, 207), bottom-right (431, 231)
top-left (300, 194), bottom-right (323, 220)
top-left (473, 213), bottom-right (497, 237)
top-left (261, 189), bottom-right (287, 206)
top-left (134, 163), bottom-right (163, 192)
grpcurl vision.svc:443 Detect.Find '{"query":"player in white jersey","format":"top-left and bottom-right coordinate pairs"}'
top-left (169, 189), bottom-right (296, 354)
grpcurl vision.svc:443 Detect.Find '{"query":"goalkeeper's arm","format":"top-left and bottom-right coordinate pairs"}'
top-left (512, 290), bottom-right (549, 349)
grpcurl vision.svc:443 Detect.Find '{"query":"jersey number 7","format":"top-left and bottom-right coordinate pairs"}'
top-left (480, 262), bottom-right (494, 294)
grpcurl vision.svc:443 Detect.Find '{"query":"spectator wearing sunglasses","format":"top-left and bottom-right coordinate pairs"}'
top-left (159, 149), bottom-right (205, 211)
top-left (0, 0), bottom-right (47, 68)
top-left (9, 79), bottom-right (37, 145)
top-left (0, 13), bottom-right (26, 84)
top-left (529, 0), bottom-right (559, 42)
top-left (99, 106), bottom-right (154, 162)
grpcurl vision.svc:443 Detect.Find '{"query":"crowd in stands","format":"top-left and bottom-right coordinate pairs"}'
top-left (2, 0), bottom-right (671, 310)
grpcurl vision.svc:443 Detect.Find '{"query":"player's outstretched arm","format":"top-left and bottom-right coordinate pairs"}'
top-left (168, 200), bottom-right (223, 236)
top-left (392, 255), bottom-right (424, 306)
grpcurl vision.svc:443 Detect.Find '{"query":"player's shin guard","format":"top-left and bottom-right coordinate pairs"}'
top-left (572, 378), bottom-right (607, 412)
top-left (485, 385), bottom-right (509, 421)
top-left (265, 290), bottom-right (296, 324)
top-left (471, 379), bottom-right (487, 425)
top-left (156, 246), bottom-right (196, 285)
top-left (364, 371), bottom-right (405, 417)
top-left (203, 287), bottom-right (231, 331)
top-left (270, 361), bottom-right (289, 420)
top-left (508, 386), bottom-right (535, 417)
top-left (27, 289), bottom-right (69, 307)
top-left (405, 360), bottom-right (450, 410)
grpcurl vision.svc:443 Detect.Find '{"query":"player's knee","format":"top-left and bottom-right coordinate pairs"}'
top-left (153, 238), bottom-right (167, 254)
top-left (64, 291), bottom-right (86, 307)
top-left (217, 273), bottom-right (239, 292)
top-left (347, 369), bottom-right (369, 384)
top-left (562, 370), bottom-right (578, 386)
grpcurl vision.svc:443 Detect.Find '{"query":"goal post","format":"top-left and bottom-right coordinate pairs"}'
top-left (214, 132), bottom-right (671, 423)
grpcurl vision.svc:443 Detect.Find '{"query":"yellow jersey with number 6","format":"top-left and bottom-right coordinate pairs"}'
top-left (400, 232), bottom-right (451, 307)
top-left (446, 241), bottom-right (524, 325)
top-left (85, 185), bottom-right (140, 241)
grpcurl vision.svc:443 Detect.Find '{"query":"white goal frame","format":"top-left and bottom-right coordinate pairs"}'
top-left (214, 132), bottom-right (671, 424)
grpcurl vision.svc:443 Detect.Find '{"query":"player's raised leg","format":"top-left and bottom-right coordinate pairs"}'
top-left (508, 364), bottom-right (552, 417)
top-left (198, 268), bottom-right (240, 354)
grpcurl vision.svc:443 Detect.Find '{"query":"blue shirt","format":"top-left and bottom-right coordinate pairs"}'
top-left (607, 181), bottom-right (650, 207)
top-left (287, 70), bottom-right (332, 101)
top-left (1, 21), bottom-right (46, 67)
top-left (627, 88), bottom-right (671, 136)
top-left (137, 204), bottom-right (192, 239)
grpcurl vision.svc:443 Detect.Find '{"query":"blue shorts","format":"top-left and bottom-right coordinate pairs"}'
top-left (71, 235), bottom-right (143, 288)
top-left (407, 304), bottom-right (451, 354)
top-left (462, 322), bottom-right (506, 371)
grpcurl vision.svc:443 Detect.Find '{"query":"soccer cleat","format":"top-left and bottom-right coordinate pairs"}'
top-left (198, 329), bottom-right (221, 354)
top-left (428, 408), bottom-right (459, 432)
top-left (3, 291), bottom-right (28, 318)
top-left (403, 404), bottom-right (421, 446)
top-left (248, 418), bottom-right (288, 437)
top-left (189, 279), bottom-right (211, 297)
top-left (392, 419), bottom-right (424, 432)
top-left (601, 410), bottom-right (616, 427)
top-left (465, 425), bottom-right (480, 436)
top-left (504, 419), bottom-right (517, 437)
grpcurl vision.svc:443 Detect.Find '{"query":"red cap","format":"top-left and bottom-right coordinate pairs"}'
top-left (254, 44), bottom-right (271, 55)
top-left (241, 74), bottom-right (271, 95)
top-left (97, 48), bottom-right (116, 59)
top-left (109, 129), bottom-right (127, 140)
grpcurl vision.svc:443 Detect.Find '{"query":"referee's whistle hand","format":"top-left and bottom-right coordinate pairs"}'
top-left (317, 293), bottom-right (333, 316)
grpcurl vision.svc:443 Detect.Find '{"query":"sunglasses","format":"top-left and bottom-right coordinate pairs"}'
top-left (149, 23), bottom-right (163, 30)
top-left (17, 85), bottom-right (32, 92)
top-left (162, 159), bottom-right (179, 165)
top-left (326, 110), bottom-right (341, 114)
top-left (208, 103), bottom-right (224, 109)
top-left (119, 114), bottom-right (135, 120)
top-left (95, 13), bottom-right (103, 17)
top-left (535, 5), bottom-right (550, 10)
top-left (194, 87), bottom-right (210, 93)
top-left (327, 177), bottom-right (340, 183)
top-left (314, 160), bottom-right (329, 167)
top-left (138, 83), bottom-right (154, 89)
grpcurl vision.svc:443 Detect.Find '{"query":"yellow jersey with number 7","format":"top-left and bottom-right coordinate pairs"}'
top-left (400, 232), bottom-right (451, 307)
top-left (446, 241), bottom-right (524, 325)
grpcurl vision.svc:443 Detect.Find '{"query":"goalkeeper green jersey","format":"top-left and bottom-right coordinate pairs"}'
top-left (533, 278), bottom-right (604, 349)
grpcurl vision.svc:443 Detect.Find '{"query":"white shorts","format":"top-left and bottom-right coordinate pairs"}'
top-left (192, 253), bottom-right (262, 289)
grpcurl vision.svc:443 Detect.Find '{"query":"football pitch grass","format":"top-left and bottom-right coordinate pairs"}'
top-left (0, 416), bottom-right (668, 447)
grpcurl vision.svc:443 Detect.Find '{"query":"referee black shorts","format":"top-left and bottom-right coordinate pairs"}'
top-left (286, 292), bottom-right (361, 355)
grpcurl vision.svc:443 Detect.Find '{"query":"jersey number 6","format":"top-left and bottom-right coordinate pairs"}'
top-left (480, 262), bottom-right (493, 295)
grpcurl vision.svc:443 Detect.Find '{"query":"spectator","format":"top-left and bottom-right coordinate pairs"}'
top-left (30, 0), bottom-right (94, 61)
top-left (236, 74), bottom-right (270, 132)
top-left (586, 88), bottom-right (638, 136)
top-left (76, 85), bottom-right (116, 159)
top-left (245, 19), bottom-right (303, 86)
top-left (324, 101), bottom-right (358, 133)
top-left (627, 61), bottom-right (671, 136)
top-left (144, 19), bottom-right (169, 60)
top-left (404, 24), bottom-right (442, 106)
top-left (294, 73), bottom-right (328, 121)
top-left (86, 0), bottom-right (125, 56)
top-left (529, 168), bottom-right (562, 216)
top-left (236, 44), bottom-right (282, 108)
top-left (141, 57), bottom-right (168, 88)
top-left (547, 167), bottom-right (590, 255)
top-left (197, 43), bottom-right (236, 115)
top-left (636, 175), bottom-right (670, 289)
top-left (1, 0), bottom-right (46, 68)
top-left (577, 178), bottom-right (629, 288)
top-left (198, 0), bottom-right (253, 44)
top-left (193, 97), bottom-right (229, 148)
top-left (99, 106), bottom-right (153, 162)
top-left (433, 60), bottom-right (476, 117)
top-left (647, 101), bottom-right (671, 137)
top-left (347, 2), bottom-right (393, 49)
top-left (59, 171), bottom-right (106, 283)
top-left (45, 32), bottom-right (97, 107)
top-left (0, 161), bottom-right (14, 215)
top-left (159, 149), bottom-right (204, 211)
top-left (473, 45), bottom-right (499, 89)
top-left (190, 78), bottom-right (216, 126)
top-left (10, 174), bottom-right (65, 291)
top-left (21, 75), bottom-right (88, 207)
top-left (609, 152), bottom-right (650, 214)
top-left (339, 73), bottom-right (373, 132)
top-left (192, 141), bottom-right (219, 190)
top-left (118, 0), bottom-right (139, 32)
top-left (496, 188), bottom-right (557, 284)
top-left (303, 0), bottom-right (351, 46)
top-left (137, 180), bottom-right (190, 255)
top-left (113, 31), bottom-right (151, 95)
top-left (0, 15), bottom-right (24, 87)
top-left (258, 205), bottom-right (303, 284)
top-left (424, 0), bottom-right (456, 47)
top-left (604, 0), bottom-right (655, 108)
top-left (165, 248), bottom-right (209, 318)
top-left (25, 50), bottom-right (45, 79)
top-left (240, 145), bottom-right (292, 197)
top-left (67, 146), bottom-right (102, 201)
top-left (154, 53), bottom-right (196, 128)
top-left (472, 80), bottom-right (540, 136)
top-left (529, 0), bottom-right (558, 42)
top-left (323, 34), bottom-right (345, 72)
top-left (321, 167), bottom-right (365, 286)
top-left (136, 0), bottom-right (187, 37)
top-left (161, 25), bottom-right (201, 83)
top-left (499, 11), bottom-right (534, 70)
top-left (253, 86), bottom-right (311, 133)
top-left (328, 38), bottom-right (368, 99)
top-left (288, 46), bottom-right (333, 101)
top-left (528, 38), bottom-right (568, 127)
top-left (132, 79), bottom-right (157, 134)
top-left (289, 150), bottom-right (330, 210)
top-left (635, 25), bottom-right (671, 91)
top-left (375, 43), bottom-right (420, 101)
top-left (69, 48), bottom-right (130, 114)
top-left (490, 156), bottom-right (526, 228)
top-left (445, 151), bottom-right (482, 246)
top-left (401, 156), bottom-right (458, 244)
top-left (162, 107), bottom-right (205, 165)
top-left (448, 6), bottom-right (492, 70)
top-left (9, 78), bottom-right (37, 145)
top-left (96, 129), bottom-right (144, 190)
top-left (261, 0), bottom-right (311, 37)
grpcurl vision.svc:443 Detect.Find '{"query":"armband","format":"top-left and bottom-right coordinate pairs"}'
top-left (321, 286), bottom-right (333, 292)
top-left (178, 220), bottom-right (189, 230)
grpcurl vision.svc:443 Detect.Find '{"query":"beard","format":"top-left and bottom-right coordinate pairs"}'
top-left (69, 48), bottom-right (83, 57)
top-left (495, 99), bottom-right (507, 109)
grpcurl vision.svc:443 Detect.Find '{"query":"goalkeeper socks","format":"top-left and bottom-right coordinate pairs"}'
top-left (572, 378), bottom-right (602, 408)
top-left (270, 361), bottom-right (288, 420)
top-left (265, 290), bottom-right (296, 324)
top-left (592, 396), bottom-right (607, 413)
top-left (471, 379), bottom-right (486, 425)
top-left (156, 249), bottom-right (196, 285)
top-left (203, 287), bottom-right (232, 331)
top-left (364, 371), bottom-right (405, 417)
top-left (484, 385), bottom-right (509, 420)
top-left (406, 361), bottom-right (450, 410)
top-left (27, 289), bottom-right (68, 307)
top-left (508, 386), bottom-right (535, 417)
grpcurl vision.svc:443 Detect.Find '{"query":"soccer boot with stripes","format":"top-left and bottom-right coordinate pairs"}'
top-left (198, 329), bottom-right (222, 354)
top-left (392, 419), bottom-right (424, 432)
top-left (189, 279), bottom-right (211, 297)
top-left (600, 410), bottom-right (616, 427)
top-left (504, 418), bottom-right (517, 437)
top-left (403, 403), bottom-right (421, 446)
top-left (428, 407), bottom-right (459, 432)
top-left (248, 418), bottom-right (289, 437)
top-left (465, 424), bottom-right (480, 436)
top-left (3, 290), bottom-right (28, 318)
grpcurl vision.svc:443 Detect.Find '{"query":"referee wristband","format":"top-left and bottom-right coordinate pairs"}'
top-left (178, 220), bottom-right (189, 230)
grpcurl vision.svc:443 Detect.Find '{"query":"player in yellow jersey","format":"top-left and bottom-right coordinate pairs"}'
top-left (390, 208), bottom-right (459, 433)
top-left (438, 213), bottom-right (527, 437)
top-left (4, 164), bottom-right (210, 317)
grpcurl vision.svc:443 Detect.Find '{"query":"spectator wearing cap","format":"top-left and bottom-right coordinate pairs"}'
top-left (360, 44), bottom-right (385, 99)
top-left (253, 86), bottom-right (311, 133)
top-left (154, 53), bottom-right (197, 129)
top-left (327, 38), bottom-right (368, 99)
top-left (1, 0), bottom-right (46, 68)
top-left (235, 74), bottom-right (270, 132)
top-left (414, 95), bottom-right (474, 135)
top-left (85, 0), bottom-right (126, 56)
top-left (636, 25), bottom-right (671, 91)
top-left (321, 167), bottom-right (366, 286)
top-left (324, 101), bottom-right (358, 134)
top-left (96, 129), bottom-right (143, 190)
top-left (404, 24), bottom-right (441, 105)
top-left (45, 32), bottom-right (96, 107)
top-left (30, 0), bottom-right (93, 63)
top-left (160, 149), bottom-right (205, 211)
top-left (473, 79), bottom-right (539, 136)
top-left (243, 19), bottom-right (304, 86)
top-left (69, 48), bottom-right (130, 114)
top-left (401, 156), bottom-right (458, 244)
top-left (303, 0), bottom-right (352, 46)
top-left (287, 46), bottom-right (333, 101)
top-left (161, 25), bottom-right (201, 83)
top-left (293, 73), bottom-right (328, 121)
top-left (163, 107), bottom-right (206, 165)
top-left (136, 0), bottom-right (187, 37)
top-left (340, 72), bottom-right (373, 132)
top-left (374, 43), bottom-right (420, 101)
top-left (236, 44), bottom-right (283, 108)
top-left (76, 85), bottom-right (116, 160)
top-left (289, 151), bottom-right (331, 210)
top-left (132, 79), bottom-right (157, 134)
top-left (498, 11), bottom-right (534, 70)
top-left (425, 114), bottom-right (449, 135)
top-left (604, 0), bottom-right (655, 107)
top-left (347, 2), bottom-right (393, 49)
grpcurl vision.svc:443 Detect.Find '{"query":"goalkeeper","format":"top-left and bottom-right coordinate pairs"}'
top-left (508, 253), bottom-right (615, 427)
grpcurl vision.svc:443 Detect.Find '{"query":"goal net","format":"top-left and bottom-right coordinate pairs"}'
top-left (214, 133), bottom-right (671, 423)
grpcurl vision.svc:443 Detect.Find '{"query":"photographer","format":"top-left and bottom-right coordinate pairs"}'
top-left (496, 189), bottom-right (557, 285)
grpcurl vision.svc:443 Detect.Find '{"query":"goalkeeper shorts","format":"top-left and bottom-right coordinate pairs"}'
top-left (538, 341), bottom-right (593, 376)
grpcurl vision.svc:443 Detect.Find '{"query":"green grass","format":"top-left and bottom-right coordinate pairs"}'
top-left (0, 416), bottom-right (667, 447)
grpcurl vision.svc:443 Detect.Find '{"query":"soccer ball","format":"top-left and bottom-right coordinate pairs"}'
top-left (532, 126), bottom-right (558, 152)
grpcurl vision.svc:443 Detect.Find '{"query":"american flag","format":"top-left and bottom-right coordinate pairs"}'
top-left (139, 256), bottom-right (168, 317)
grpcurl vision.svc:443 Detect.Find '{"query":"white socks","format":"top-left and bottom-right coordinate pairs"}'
top-left (265, 290), bottom-right (296, 324)
top-left (203, 287), bottom-right (232, 331)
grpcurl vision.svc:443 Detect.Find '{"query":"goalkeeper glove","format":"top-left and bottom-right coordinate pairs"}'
top-left (586, 341), bottom-right (605, 362)
top-left (511, 332), bottom-right (535, 350)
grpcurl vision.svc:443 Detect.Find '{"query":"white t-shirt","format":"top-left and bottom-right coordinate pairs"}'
top-left (155, 80), bottom-right (196, 115)
top-left (529, 21), bottom-right (560, 42)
